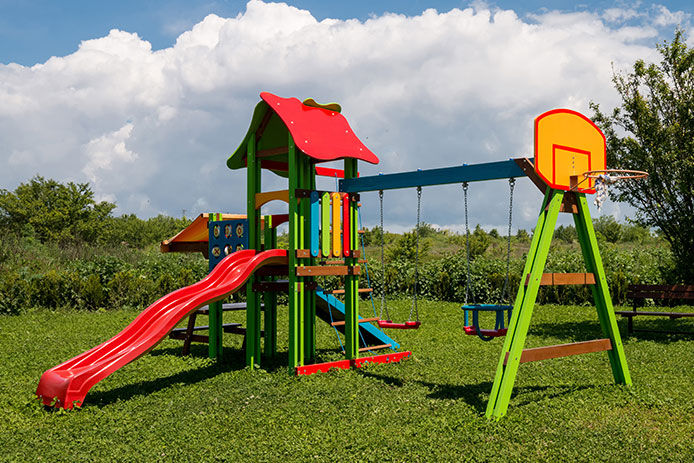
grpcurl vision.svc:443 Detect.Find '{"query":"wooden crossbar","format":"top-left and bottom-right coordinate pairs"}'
top-left (331, 288), bottom-right (372, 295)
top-left (296, 265), bottom-right (360, 276)
top-left (524, 272), bottom-right (596, 286)
top-left (358, 343), bottom-right (392, 353)
top-left (326, 259), bottom-right (367, 265)
top-left (504, 339), bottom-right (612, 365)
top-left (330, 317), bottom-right (380, 327)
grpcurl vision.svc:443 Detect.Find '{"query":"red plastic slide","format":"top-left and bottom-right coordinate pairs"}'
top-left (36, 249), bottom-right (287, 409)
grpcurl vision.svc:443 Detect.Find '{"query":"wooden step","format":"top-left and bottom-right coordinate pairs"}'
top-left (330, 317), bottom-right (379, 327)
top-left (358, 343), bottom-right (392, 353)
top-left (524, 272), bottom-right (596, 286)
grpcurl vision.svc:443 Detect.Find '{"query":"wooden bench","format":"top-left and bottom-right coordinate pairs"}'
top-left (614, 284), bottom-right (694, 335)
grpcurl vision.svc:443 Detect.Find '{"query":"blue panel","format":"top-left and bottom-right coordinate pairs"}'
top-left (339, 158), bottom-right (531, 193)
top-left (310, 191), bottom-right (320, 257)
top-left (208, 219), bottom-right (249, 270)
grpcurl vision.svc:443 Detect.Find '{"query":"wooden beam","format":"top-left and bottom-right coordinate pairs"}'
top-left (357, 343), bottom-right (392, 353)
top-left (330, 317), bottom-right (380, 327)
top-left (524, 272), bottom-right (596, 286)
top-left (331, 288), bottom-right (372, 295)
top-left (296, 265), bottom-right (360, 276)
top-left (504, 339), bottom-right (612, 365)
top-left (255, 190), bottom-right (289, 209)
top-left (255, 109), bottom-right (274, 142)
top-left (515, 158), bottom-right (578, 213)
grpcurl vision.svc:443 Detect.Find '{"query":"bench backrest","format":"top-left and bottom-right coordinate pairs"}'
top-left (627, 284), bottom-right (694, 300)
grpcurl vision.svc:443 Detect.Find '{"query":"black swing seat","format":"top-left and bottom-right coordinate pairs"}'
top-left (462, 304), bottom-right (512, 341)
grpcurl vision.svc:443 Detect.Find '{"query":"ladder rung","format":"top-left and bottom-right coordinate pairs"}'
top-left (331, 288), bottom-right (373, 295)
top-left (330, 317), bottom-right (380, 327)
top-left (358, 343), bottom-right (391, 353)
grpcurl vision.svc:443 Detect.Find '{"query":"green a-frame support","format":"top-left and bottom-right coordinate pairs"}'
top-left (485, 188), bottom-right (631, 419)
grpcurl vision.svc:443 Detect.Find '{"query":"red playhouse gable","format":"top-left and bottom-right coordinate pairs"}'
top-left (259, 92), bottom-right (379, 165)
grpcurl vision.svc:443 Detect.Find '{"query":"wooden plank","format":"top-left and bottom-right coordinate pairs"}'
top-left (295, 265), bottom-right (360, 276)
top-left (503, 339), bottom-right (612, 365)
top-left (330, 317), bottom-right (380, 327)
top-left (255, 190), bottom-right (289, 209)
top-left (524, 272), bottom-right (596, 286)
top-left (614, 310), bottom-right (694, 318)
top-left (296, 249), bottom-right (311, 258)
top-left (357, 343), bottom-right (391, 353)
top-left (331, 288), bottom-right (372, 295)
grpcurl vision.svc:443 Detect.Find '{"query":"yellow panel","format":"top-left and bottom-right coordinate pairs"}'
top-left (534, 109), bottom-right (606, 193)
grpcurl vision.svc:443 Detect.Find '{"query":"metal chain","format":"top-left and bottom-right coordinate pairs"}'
top-left (462, 182), bottom-right (470, 305)
top-left (502, 178), bottom-right (515, 303)
top-left (410, 186), bottom-right (422, 322)
top-left (378, 190), bottom-right (390, 320)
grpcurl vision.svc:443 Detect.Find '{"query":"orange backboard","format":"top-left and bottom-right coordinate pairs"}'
top-left (534, 109), bottom-right (606, 194)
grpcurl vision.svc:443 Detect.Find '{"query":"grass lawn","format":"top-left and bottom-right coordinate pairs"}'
top-left (1, 300), bottom-right (693, 462)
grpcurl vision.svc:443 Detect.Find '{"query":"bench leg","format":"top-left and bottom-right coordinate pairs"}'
top-left (182, 311), bottom-right (198, 356)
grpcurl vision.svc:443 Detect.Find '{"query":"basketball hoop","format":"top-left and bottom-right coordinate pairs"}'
top-left (581, 169), bottom-right (648, 210)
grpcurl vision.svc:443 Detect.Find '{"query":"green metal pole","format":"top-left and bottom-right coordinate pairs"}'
top-left (246, 131), bottom-right (261, 368)
top-left (287, 134), bottom-right (300, 371)
top-left (263, 215), bottom-right (278, 359)
top-left (573, 194), bottom-right (631, 385)
top-left (486, 189), bottom-right (564, 419)
top-left (344, 159), bottom-right (359, 359)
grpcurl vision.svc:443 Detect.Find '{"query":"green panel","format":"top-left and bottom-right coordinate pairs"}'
top-left (573, 194), bottom-right (631, 385)
top-left (208, 212), bottom-right (223, 360)
top-left (321, 192), bottom-right (331, 257)
top-left (304, 162), bottom-right (317, 363)
top-left (486, 189), bottom-right (564, 419)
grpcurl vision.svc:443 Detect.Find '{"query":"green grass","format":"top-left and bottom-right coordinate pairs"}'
top-left (1, 300), bottom-right (693, 462)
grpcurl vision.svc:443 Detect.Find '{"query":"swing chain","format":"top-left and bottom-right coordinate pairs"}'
top-left (462, 182), bottom-right (470, 306)
top-left (410, 186), bottom-right (422, 322)
top-left (502, 178), bottom-right (515, 303)
top-left (378, 190), bottom-right (390, 321)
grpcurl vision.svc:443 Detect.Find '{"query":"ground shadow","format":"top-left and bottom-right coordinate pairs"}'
top-left (358, 370), bottom-right (594, 413)
top-left (530, 319), bottom-right (693, 345)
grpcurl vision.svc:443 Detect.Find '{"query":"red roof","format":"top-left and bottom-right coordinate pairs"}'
top-left (259, 92), bottom-right (379, 164)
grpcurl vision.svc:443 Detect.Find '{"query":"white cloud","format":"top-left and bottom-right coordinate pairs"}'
top-left (0, 0), bottom-right (690, 231)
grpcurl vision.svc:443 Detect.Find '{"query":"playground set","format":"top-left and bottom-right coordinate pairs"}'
top-left (36, 92), bottom-right (645, 419)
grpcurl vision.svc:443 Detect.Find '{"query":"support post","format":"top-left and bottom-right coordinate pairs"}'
top-left (573, 194), bottom-right (631, 385)
top-left (486, 189), bottom-right (564, 419)
top-left (263, 215), bottom-right (278, 359)
top-left (208, 212), bottom-right (223, 359)
top-left (303, 162), bottom-right (317, 363)
top-left (287, 135), bottom-right (301, 371)
top-left (246, 131), bottom-right (262, 368)
top-left (343, 158), bottom-right (359, 359)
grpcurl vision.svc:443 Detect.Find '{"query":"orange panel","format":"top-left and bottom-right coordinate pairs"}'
top-left (534, 109), bottom-right (606, 193)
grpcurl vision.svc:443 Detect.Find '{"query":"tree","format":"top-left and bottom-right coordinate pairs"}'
top-left (591, 29), bottom-right (694, 281)
top-left (0, 176), bottom-right (115, 243)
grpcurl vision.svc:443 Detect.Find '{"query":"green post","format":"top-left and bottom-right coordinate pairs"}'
top-left (246, 131), bottom-right (262, 368)
top-left (287, 135), bottom-right (300, 371)
top-left (263, 215), bottom-right (278, 359)
top-left (303, 161), bottom-right (317, 363)
top-left (343, 159), bottom-right (359, 359)
top-left (573, 194), bottom-right (631, 385)
top-left (486, 189), bottom-right (564, 419)
top-left (208, 214), bottom-right (223, 360)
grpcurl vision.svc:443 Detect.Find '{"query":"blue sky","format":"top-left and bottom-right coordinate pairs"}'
top-left (1, 1), bottom-right (692, 232)
top-left (2, 1), bottom-right (692, 65)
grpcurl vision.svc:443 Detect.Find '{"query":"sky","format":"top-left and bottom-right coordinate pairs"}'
top-left (1, 1), bottom-right (692, 234)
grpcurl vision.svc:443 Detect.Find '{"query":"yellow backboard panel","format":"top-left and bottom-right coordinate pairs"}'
top-left (534, 109), bottom-right (606, 193)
